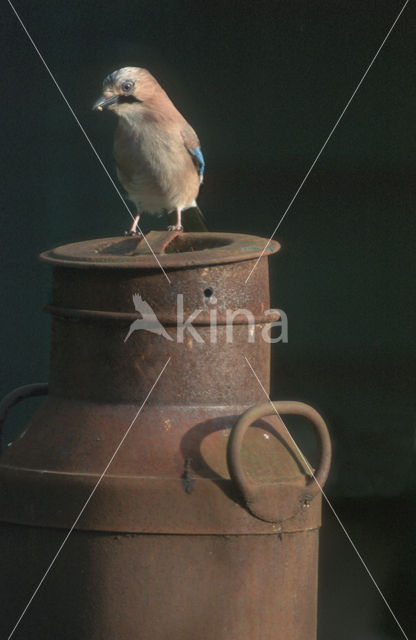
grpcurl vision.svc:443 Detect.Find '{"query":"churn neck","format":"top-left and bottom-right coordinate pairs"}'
top-left (41, 231), bottom-right (280, 406)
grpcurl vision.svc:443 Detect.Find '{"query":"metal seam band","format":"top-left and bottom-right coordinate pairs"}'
top-left (44, 305), bottom-right (280, 326)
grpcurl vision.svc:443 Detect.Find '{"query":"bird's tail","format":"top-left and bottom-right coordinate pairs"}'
top-left (167, 204), bottom-right (209, 232)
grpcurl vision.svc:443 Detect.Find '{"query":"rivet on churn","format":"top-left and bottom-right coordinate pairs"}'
top-left (182, 457), bottom-right (195, 495)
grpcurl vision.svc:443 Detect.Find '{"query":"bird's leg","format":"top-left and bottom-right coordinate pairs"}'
top-left (125, 214), bottom-right (142, 236)
top-left (168, 208), bottom-right (184, 232)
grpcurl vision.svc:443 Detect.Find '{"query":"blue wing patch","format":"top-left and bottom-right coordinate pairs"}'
top-left (189, 147), bottom-right (205, 181)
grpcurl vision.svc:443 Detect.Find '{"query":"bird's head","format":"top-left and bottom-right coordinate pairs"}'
top-left (93, 67), bottom-right (157, 114)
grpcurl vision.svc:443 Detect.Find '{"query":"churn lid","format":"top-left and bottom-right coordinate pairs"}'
top-left (40, 231), bottom-right (280, 269)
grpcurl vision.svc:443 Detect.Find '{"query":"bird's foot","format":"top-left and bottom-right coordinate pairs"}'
top-left (124, 229), bottom-right (142, 237)
top-left (167, 225), bottom-right (184, 232)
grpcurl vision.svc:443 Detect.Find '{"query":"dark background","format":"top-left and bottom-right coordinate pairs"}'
top-left (1, 1), bottom-right (415, 638)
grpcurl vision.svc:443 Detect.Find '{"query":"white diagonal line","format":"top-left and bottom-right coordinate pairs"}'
top-left (7, 357), bottom-right (171, 640)
top-left (244, 355), bottom-right (409, 640)
top-left (7, 0), bottom-right (171, 284)
top-left (245, 0), bottom-right (411, 283)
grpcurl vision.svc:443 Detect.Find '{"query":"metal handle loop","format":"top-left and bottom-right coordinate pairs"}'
top-left (0, 383), bottom-right (48, 454)
top-left (227, 400), bottom-right (331, 522)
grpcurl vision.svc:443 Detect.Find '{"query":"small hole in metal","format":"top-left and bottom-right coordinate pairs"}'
top-left (204, 287), bottom-right (214, 298)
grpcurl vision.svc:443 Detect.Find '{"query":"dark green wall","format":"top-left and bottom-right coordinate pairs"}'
top-left (1, 1), bottom-right (414, 497)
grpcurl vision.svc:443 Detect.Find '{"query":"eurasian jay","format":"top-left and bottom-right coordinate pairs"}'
top-left (93, 67), bottom-right (206, 233)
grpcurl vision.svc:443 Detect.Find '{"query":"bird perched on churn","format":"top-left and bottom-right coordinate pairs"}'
top-left (93, 67), bottom-right (206, 233)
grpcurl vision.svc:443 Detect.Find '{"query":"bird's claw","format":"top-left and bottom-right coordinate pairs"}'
top-left (124, 229), bottom-right (142, 237)
top-left (167, 225), bottom-right (184, 232)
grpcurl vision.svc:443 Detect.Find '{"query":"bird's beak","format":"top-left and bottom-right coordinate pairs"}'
top-left (93, 94), bottom-right (119, 111)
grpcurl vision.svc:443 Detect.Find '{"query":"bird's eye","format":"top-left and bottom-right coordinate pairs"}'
top-left (121, 80), bottom-right (134, 92)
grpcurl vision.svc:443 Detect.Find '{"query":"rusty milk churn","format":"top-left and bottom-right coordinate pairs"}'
top-left (0, 231), bottom-right (331, 639)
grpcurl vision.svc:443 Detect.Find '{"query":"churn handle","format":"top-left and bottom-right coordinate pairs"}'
top-left (227, 401), bottom-right (331, 522)
top-left (0, 383), bottom-right (48, 454)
